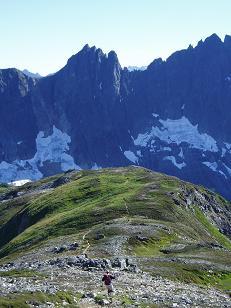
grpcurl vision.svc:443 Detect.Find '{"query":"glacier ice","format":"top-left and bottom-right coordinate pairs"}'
top-left (124, 150), bottom-right (139, 164)
top-left (134, 116), bottom-right (218, 152)
top-left (163, 156), bottom-right (186, 169)
top-left (0, 126), bottom-right (80, 183)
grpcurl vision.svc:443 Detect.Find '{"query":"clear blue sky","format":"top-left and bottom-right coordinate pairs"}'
top-left (0, 0), bottom-right (230, 75)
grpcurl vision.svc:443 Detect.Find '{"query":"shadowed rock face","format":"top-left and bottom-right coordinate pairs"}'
top-left (1, 34), bottom-right (231, 199)
top-left (0, 69), bottom-right (38, 162)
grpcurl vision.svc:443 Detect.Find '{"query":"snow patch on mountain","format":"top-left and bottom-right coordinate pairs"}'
top-left (223, 163), bottom-right (231, 176)
top-left (0, 160), bottom-right (42, 183)
top-left (224, 142), bottom-right (231, 150)
top-left (124, 150), bottom-right (139, 164)
top-left (163, 156), bottom-right (186, 169)
top-left (91, 163), bottom-right (102, 170)
top-left (178, 148), bottom-right (184, 159)
top-left (127, 66), bottom-right (147, 72)
top-left (162, 146), bottom-right (172, 151)
top-left (34, 126), bottom-right (79, 171)
top-left (221, 148), bottom-right (226, 157)
top-left (134, 116), bottom-right (218, 152)
top-left (203, 161), bottom-right (218, 172)
top-left (9, 179), bottom-right (31, 186)
top-left (0, 126), bottom-right (80, 183)
top-left (136, 150), bottom-right (142, 157)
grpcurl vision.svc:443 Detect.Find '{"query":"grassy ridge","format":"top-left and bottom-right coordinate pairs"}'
top-left (0, 168), bottom-right (145, 256)
top-left (0, 167), bottom-right (230, 259)
top-left (0, 167), bottom-right (231, 293)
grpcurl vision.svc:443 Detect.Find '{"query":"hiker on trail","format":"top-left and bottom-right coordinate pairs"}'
top-left (102, 271), bottom-right (115, 298)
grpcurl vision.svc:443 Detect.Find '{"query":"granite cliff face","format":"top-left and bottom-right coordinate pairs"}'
top-left (1, 34), bottom-right (231, 199)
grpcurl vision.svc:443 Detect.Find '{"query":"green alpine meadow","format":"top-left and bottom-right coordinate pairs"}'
top-left (0, 167), bottom-right (230, 306)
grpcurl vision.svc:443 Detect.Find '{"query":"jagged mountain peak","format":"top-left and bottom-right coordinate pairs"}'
top-left (65, 44), bottom-right (121, 71)
top-left (80, 44), bottom-right (104, 56)
top-left (196, 33), bottom-right (223, 49)
top-left (2, 34), bottom-right (231, 201)
top-left (79, 44), bottom-right (119, 60)
top-left (107, 50), bottom-right (118, 60)
top-left (202, 33), bottom-right (222, 48)
top-left (204, 33), bottom-right (222, 43)
top-left (81, 43), bottom-right (90, 51)
top-left (147, 57), bottom-right (164, 70)
top-left (224, 34), bottom-right (231, 46)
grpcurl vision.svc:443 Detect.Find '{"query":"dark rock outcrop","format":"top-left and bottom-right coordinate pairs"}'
top-left (1, 34), bottom-right (231, 200)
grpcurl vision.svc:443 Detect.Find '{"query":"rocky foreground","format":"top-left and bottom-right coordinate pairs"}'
top-left (0, 253), bottom-right (230, 307)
